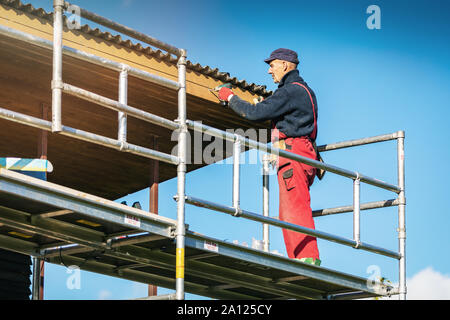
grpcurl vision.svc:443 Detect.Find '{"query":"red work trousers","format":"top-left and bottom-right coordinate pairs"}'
top-left (277, 137), bottom-right (319, 260)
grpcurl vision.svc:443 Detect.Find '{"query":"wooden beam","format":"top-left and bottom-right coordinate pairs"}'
top-left (148, 136), bottom-right (159, 297)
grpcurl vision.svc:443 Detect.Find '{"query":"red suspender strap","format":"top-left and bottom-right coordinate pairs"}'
top-left (292, 82), bottom-right (317, 141)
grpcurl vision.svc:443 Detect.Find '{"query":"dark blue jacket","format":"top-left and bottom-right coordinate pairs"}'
top-left (229, 70), bottom-right (318, 141)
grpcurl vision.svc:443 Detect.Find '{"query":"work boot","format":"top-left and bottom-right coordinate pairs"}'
top-left (132, 202), bottom-right (142, 209)
top-left (295, 258), bottom-right (321, 266)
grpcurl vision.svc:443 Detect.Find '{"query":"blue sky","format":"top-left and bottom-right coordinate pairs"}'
top-left (22, 0), bottom-right (450, 299)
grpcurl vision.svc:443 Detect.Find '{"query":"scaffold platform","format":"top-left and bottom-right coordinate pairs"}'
top-left (0, 168), bottom-right (394, 300)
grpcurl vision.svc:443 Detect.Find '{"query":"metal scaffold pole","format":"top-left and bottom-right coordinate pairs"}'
top-left (31, 257), bottom-right (41, 300)
top-left (262, 154), bottom-right (270, 252)
top-left (232, 137), bottom-right (241, 211)
top-left (118, 65), bottom-right (128, 145)
top-left (175, 50), bottom-right (187, 300)
top-left (353, 177), bottom-right (361, 247)
top-left (52, 0), bottom-right (64, 133)
top-left (397, 131), bottom-right (407, 300)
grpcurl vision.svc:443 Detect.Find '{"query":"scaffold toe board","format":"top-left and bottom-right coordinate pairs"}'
top-left (0, 168), bottom-right (394, 300)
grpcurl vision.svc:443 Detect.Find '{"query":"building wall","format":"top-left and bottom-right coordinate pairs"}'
top-left (0, 249), bottom-right (31, 300)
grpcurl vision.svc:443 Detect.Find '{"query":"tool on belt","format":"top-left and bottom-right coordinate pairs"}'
top-left (270, 138), bottom-right (325, 180)
top-left (268, 140), bottom-right (287, 171)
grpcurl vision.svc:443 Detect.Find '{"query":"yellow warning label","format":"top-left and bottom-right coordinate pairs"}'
top-left (8, 231), bottom-right (33, 239)
top-left (176, 248), bottom-right (185, 279)
top-left (76, 219), bottom-right (102, 227)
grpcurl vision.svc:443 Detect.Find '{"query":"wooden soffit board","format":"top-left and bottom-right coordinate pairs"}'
top-left (0, 4), bottom-right (271, 200)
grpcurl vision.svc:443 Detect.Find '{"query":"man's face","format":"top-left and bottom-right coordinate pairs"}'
top-left (268, 59), bottom-right (287, 83)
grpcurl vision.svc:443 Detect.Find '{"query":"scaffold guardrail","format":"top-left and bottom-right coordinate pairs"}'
top-left (0, 0), bottom-right (406, 300)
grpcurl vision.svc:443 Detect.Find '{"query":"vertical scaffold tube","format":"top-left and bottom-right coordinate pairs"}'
top-left (353, 177), bottom-right (361, 247)
top-left (118, 66), bottom-right (128, 145)
top-left (175, 50), bottom-right (187, 300)
top-left (52, 0), bottom-right (64, 132)
top-left (31, 257), bottom-right (40, 300)
top-left (262, 154), bottom-right (270, 252)
top-left (397, 131), bottom-right (406, 300)
top-left (232, 137), bottom-right (241, 210)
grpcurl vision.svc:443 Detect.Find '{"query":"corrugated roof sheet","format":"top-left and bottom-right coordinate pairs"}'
top-left (0, 0), bottom-right (272, 96)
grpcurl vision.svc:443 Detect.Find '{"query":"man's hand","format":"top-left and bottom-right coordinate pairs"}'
top-left (218, 87), bottom-right (234, 102)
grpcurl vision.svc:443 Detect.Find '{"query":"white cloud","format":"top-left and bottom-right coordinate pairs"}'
top-left (406, 267), bottom-right (450, 300)
top-left (98, 289), bottom-right (113, 300)
top-left (380, 267), bottom-right (450, 300)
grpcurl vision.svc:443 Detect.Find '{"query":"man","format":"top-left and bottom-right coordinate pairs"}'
top-left (218, 48), bottom-right (321, 266)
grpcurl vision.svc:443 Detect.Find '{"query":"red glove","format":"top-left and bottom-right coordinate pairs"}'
top-left (218, 87), bottom-right (234, 102)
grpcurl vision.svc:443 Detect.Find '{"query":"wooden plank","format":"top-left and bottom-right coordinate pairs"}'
top-left (0, 4), bottom-right (263, 104)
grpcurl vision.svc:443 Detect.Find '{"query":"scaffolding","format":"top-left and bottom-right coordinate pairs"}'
top-left (0, 0), bottom-right (406, 300)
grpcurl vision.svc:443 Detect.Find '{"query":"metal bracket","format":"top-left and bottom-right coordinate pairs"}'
top-left (105, 238), bottom-right (113, 250)
top-left (354, 240), bottom-right (362, 249)
top-left (233, 207), bottom-right (242, 218)
top-left (177, 52), bottom-right (187, 67)
top-left (397, 227), bottom-right (406, 239)
top-left (169, 226), bottom-right (177, 239)
top-left (53, 0), bottom-right (66, 8)
top-left (51, 80), bottom-right (63, 90)
top-left (119, 141), bottom-right (129, 152)
top-left (120, 64), bottom-right (131, 74)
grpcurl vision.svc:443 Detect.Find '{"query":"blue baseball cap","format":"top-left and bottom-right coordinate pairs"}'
top-left (264, 48), bottom-right (299, 65)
